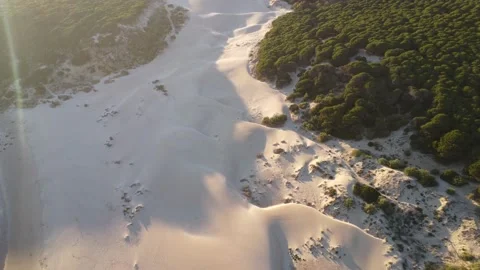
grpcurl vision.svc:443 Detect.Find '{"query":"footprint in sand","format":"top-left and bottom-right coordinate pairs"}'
top-left (97, 106), bottom-right (119, 126)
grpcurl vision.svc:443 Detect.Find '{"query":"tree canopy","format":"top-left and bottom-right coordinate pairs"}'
top-left (256, 0), bottom-right (480, 173)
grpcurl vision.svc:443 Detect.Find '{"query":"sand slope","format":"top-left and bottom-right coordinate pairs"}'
top-left (0, 0), bottom-right (392, 269)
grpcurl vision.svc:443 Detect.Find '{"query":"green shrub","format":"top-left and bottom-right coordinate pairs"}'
top-left (299, 102), bottom-right (309, 109)
top-left (389, 159), bottom-right (406, 170)
top-left (446, 188), bottom-right (456, 195)
top-left (326, 187), bottom-right (337, 197)
top-left (351, 149), bottom-right (372, 159)
top-left (262, 114), bottom-right (287, 127)
top-left (440, 170), bottom-right (469, 186)
top-left (378, 158), bottom-right (390, 166)
top-left (317, 132), bottom-right (331, 143)
top-left (404, 167), bottom-right (438, 187)
top-left (344, 197), bottom-right (354, 209)
top-left (468, 161), bottom-right (480, 181)
top-left (353, 183), bottom-right (380, 203)
top-left (289, 104), bottom-right (300, 114)
top-left (377, 196), bottom-right (395, 215)
top-left (363, 203), bottom-right (376, 215)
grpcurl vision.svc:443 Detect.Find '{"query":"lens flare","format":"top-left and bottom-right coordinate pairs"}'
top-left (1, 0), bottom-right (26, 147)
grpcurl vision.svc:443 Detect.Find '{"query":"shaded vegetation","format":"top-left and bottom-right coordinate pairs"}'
top-left (353, 182), bottom-right (380, 203)
top-left (378, 157), bottom-right (406, 170)
top-left (404, 167), bottom-right (438, 187)
top-left (440, 169), bottom-right (469, 187)
top-left (256, 0), bottom-right (480, 173)
top-left (262, 114), bottom-right (288, 127)
top-left (316, 132), bottom-right (331, 142)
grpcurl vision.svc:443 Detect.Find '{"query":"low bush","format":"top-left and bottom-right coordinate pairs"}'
top-left (344, 197), bottom-right (354, 209)
top-left (289, 104), bottom-right (299, 114)
top-left (262, 114), bottom-right (287, 127)
top-left (353, 183), bottom-right (380, 203)
top-left (389, 159), bottom-right (406, 170)
top-left (363, 203), bottom-right (376, 215)
top-left (378, 158), bottom-right (390, 166)
top-left (377, 196), bottom-right (395, 215)
top-left (351, 149), bottom-right (372, 159)
top-left (317, 132), bottom-right (331, 143)
top-left (326, 187), bottom-right (337, 197)
top-left (446, 188), bottom-right (456, 195)
top-left (440, 170), bottom-right (469, 186)
top-left (404, 167), bottom-right (438, 187)
top-left (377, 157), bottom-right (405, 170)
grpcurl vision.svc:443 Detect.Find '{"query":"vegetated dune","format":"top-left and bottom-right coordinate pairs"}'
top-left (0, 0), bottom-right (393, 269)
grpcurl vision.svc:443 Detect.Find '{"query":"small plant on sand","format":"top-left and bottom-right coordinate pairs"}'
top-left (344, 197), bottom-right (354, 209)
top-left (317, 132), bottom-right (331, 143)
top-left (289, 104), bottom-right (299, 114)
top-left (262, 114), bottom-right (287, 128)
top-left (363, 203), bottom-right (376, 215)
top-left (351, 149), bottom-right (372, 159)
top-left (377, 196), bottom-right (395, 215)
top-left (378, 157), bottom-right (389, 167)
top-left (326, 187), bottom-right (337, 197)
top-left (378, 157), bottom-right (406, 170)
top-left (353, 182), bottom-right (380, 203)
top-left (440, 169), bottom-right (469, 187)
top-left (388, 159), bottom-right (406, 170)
top-left (404, 167), bottom-right (438, 187)
top-left (446, 188), bottom-right (456, 195)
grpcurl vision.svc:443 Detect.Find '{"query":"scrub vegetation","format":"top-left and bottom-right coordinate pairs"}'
top-left (255, 0), bottom-right (480, 177)
top-left (0, 0), bottom-right (188, 109)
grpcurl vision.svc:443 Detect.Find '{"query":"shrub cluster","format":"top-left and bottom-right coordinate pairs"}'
top-left (378, 157), bottom-right (406, 170)
top-left (440, 170), bottom-right (469, 187)
top-left (350, 149), bottom-right (372, 159)
top-left (404, 167), bottom-right (438, 187)
top-left (317, 132), bottom-right (331, 143)
top-left (261, 114), bottom-right (287, 128)
top-left (353, 183), bottom-right (380, 203)
top-left (353, 183), bottom-right (397, 215)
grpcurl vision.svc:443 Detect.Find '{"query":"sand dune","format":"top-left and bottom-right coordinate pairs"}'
top-left (0, 0), bottom-right (393, 269)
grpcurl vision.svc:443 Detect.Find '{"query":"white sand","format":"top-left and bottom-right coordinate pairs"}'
top-left (0, 0), bottom-right (393, 269)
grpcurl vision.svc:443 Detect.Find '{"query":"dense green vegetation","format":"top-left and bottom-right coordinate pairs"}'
top-left (353, 183), bottom-right (396, 215)
top-left (440, 169), bottom-right (469, 187)
top-left (377, 157), bottom-right (406, 170)
top-left (256, 0), bottom-right (480, 175)
top-left (353, 183), bottom-right (380, 203)
top-left (262, 114), bottom-right (288, 127)
top-left (404, 167), bottom-right (438, 187)
top-left (0, 0), bottom-right (188, 108)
